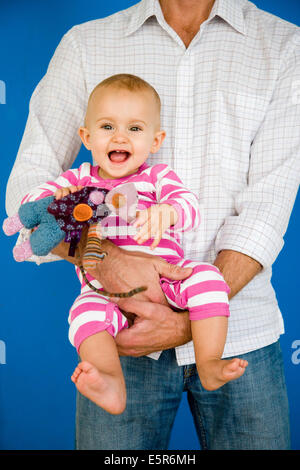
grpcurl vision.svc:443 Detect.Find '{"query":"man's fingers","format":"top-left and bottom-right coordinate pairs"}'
top-left (115, 327), bottom-right (144, 357)
top-left (155, 258), bottom-right (193, 280)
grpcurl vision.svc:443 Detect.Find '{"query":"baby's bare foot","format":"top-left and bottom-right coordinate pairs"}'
top-left (198, 358), bottom-right (248, 391)
top-left (71, 361), bottom-right (126, 414)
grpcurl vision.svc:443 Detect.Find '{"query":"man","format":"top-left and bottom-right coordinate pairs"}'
top-left (6, 0), bottom-right (300, 449)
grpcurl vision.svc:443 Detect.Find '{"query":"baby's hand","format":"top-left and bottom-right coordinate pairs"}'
top-left (54, 185), bottom-right (84, 200)
top-left (133, 204), bottom-right (178, 250)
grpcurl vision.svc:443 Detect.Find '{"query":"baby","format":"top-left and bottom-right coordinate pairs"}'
top-left (18, 74), bottom-right (247, 414)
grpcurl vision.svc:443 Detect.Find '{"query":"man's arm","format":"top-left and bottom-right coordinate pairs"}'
top-left (215, 35), bottom-right (300, 271)
top-left (214, 250), bottom-right (262, 300)
top-left (5, 27), bottom-right (87, 217)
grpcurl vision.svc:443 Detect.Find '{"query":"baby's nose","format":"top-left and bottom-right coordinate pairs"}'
top-left (112, 131), bottom-right (128, 142)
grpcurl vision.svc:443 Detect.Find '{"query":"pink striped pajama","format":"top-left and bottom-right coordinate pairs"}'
top-left (23, 161), bottom-right (230, 352)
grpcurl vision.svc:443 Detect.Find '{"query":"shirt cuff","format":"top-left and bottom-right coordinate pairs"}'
top-left (162, 200), bottom-right (185, 231)
top-left (215, 216), bottom-right (284, 268)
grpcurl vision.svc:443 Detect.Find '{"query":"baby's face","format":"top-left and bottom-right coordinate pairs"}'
top-left (79, 87), bottom-right (165, 179)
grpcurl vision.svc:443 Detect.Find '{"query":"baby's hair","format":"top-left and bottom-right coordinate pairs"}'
top-left (85, 73), bottom-right (161, 126)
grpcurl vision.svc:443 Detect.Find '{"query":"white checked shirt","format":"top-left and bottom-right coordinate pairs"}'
top-left (6, 0), bottom-right (300, 364)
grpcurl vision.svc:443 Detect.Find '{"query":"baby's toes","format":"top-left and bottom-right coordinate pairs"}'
top-left (240, 359), bottom-right (248, 368)
top-left (71, 366), bottom-right (82, 380)
top-left (78, 361), bottom-right (94, 374)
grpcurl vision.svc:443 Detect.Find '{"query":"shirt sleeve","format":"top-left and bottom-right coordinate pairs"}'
top-left (5, 26), bottom-right (87, 216)
top-left (215, 40), bottom-right (300, 268)
top-left (153, 164), bottom-right (201, 232)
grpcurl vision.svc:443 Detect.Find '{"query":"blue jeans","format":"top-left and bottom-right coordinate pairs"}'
top-left (75, 340), bottom-right (291, 450)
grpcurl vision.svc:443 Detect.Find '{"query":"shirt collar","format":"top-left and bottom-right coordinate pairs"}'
top-left (124, 0), bottom-right (164, 37)
top-left (124, 0), bottom-right (247, 37)
top-left (209, 0), bottom-right (247, 35)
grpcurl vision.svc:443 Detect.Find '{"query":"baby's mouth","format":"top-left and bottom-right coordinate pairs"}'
top-left (108, 150), bottom-right (131, 163)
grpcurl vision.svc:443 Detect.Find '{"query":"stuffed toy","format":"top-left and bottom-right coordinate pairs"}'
top-left (3, 184), bottom-right (147, 298)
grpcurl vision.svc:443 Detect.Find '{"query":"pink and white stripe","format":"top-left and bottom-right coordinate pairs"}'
top-left (69, 257), bottom-right (230, 352)
top-left (21, 161), bottom-right (201, 261)
top-left (160, 259), bottom-right (230, 321)
top-left (22, 161), bottom-right (230, 351)
top-left (68, 290), bottom-right (128, 352)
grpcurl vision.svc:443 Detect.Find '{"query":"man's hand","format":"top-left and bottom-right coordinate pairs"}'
top-left (52, 234), bottom-right (192, 305)
top-left (51, 225), bottom-right (89, 266)
top-left (113, 297), bottom-right (192, 356)
top-left (82, 239), bottom-right (193, 305)
top-left (52, 234), bottom-right (193, 355)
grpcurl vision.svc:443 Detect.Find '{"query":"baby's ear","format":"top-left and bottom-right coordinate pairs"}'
top-left (150, 130), bottom-right (166, 154)
top-left (78, 127), bottom-right (91, 150)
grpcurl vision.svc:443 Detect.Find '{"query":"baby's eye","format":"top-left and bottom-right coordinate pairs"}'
top-left (130, 126), bottom-right (142, 132)
top-left (101, 124), bottom-right (113, 130)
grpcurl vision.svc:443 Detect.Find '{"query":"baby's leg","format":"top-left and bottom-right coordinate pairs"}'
top-left (72, 330), bottom-right (126, 415)
top-left (191, 317), bottom-right (248, 391)
top-left (161, 260), bottom-right (247, 390)
top-left (69, 290), bottom-right (128, 414)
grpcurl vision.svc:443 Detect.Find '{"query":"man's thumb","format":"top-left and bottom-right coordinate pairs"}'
top-left (155, 259), bottom-right (193, 280)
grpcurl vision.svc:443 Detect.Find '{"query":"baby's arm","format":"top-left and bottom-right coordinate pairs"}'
top-left (20, 166), bottom-right (85, 204)
top-left (133, 165), bottom-right (200, 249)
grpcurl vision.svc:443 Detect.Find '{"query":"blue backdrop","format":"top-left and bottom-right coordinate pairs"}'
top-left (0, 0), bottom-right (299, 451)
